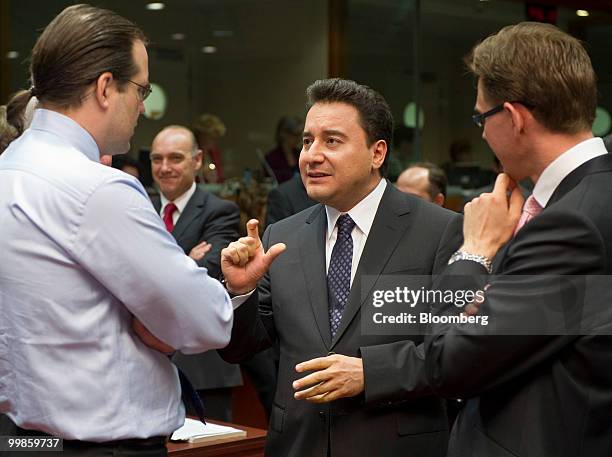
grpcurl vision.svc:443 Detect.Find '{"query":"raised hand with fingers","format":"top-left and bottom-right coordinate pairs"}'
top-left (461, 173), bottom-right (524, 260)
top-left (221, 219), bottom-right (286, 295)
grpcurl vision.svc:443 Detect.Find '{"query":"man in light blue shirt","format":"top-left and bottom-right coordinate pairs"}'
top-left (0, 5), bottom-right (232, 456)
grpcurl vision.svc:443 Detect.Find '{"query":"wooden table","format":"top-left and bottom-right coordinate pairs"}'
top-left (167, 421), bottom-right (266, 457)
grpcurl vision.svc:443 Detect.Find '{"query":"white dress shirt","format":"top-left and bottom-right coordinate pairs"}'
top-left (324, 179), bottom-right (387, 285)
top-left (533, 137), bottom-right (607, 207)
top-left (0, 109), bottom-right (233, 441)
top-left (159, 182), bottom-right (197, 225)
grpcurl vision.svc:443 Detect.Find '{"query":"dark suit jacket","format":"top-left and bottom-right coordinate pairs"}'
top-left (221, 183), bottom-right (463, 457)
top-left (152, 186), bottom-right (242, 389)
top-left (265, 174), bottom-right (316, 226)
top-left (425, 153), bottom-right (612, 457)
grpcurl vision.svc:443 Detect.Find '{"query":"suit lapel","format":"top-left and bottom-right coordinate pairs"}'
top-left (330, 185), bottom-right (413, 349)
top-left (151, 196), bottom-right (162, 214)
top-left (298, 205), bottom-right (332, 349)
top-left (173, 187), bottom-right (207, 240)
top-left (547, 152), bottom-right (612, 207)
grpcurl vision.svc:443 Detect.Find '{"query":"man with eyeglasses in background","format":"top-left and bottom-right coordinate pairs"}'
top-left (0, 5), bottom-right (232, 457)
top-left (425, 22), bottom-right (612, 457)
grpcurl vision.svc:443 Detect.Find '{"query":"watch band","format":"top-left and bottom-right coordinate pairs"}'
top-left (221, 278), bottom-right (241, 298)
top-left (448, 250), bottom-right (493, 274)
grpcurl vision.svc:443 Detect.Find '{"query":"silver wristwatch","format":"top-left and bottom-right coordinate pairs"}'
top-left (448, 250), bottom-right (493, 274)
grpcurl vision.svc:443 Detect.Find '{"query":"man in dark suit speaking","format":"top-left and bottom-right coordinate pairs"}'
top-left (219, 79), bottom-right (462, 457)
top-left (425, 23), bottom-right (612, 457)
top-left (150, 125), bottom-right (242, 421)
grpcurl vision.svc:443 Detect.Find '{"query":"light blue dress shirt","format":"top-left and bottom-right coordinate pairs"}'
top-left (0, 109), bottom-right (233, 441)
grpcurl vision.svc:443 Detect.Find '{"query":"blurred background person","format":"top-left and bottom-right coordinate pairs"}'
top-left (149, 125), bottom-right (242, 421)
top-left (193, 113), bottom-right (226, 183)
top-left (265, 173), bottom-right (316, 226)
top-left (387, 125), bottom-right (415, 182)
top-left (443, 138), bottom-right (496, 189)
top-left (112, 154), bottom-right (142, 181)
top-left (396, 162), bottom-right (447, 207)
top-left (0, 93), bottom-right (37, 154)
top-left (0, 105), bottom-right (19, 155)
top-left (264, 115), bottom-right (303, 183)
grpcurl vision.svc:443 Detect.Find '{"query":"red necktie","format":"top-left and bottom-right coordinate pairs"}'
top-left (163, 203), bottom-right (178, 232)
top-left (513, 195), bottom-right (542, 235)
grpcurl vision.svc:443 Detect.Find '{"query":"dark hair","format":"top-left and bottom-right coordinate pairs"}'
top-left (466, 22), bottom-right (596, 134)
top-left (306, 78), bottom-right (394, 177)
top-left (1, 91), bottom-right (31, 154)
top-left (275, 115), bottom-right (303, 144)
top-left (2, 4), bottom-right (146, 148)
top-left (410, 162), bottom-right (448, 199)
top-left (0, 103), bottom-right (19, 154)
top-left (112, 155), bottom-right (141, 175)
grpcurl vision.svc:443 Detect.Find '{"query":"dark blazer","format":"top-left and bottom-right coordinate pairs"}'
top-left (425, 153), bottom-right (612, 457)
top-left (152, 186), bottom-right (242, 389)
top-left (265, 174), bottom-right (316, 226)
top-left (221, 183), bottom-right (463, 457)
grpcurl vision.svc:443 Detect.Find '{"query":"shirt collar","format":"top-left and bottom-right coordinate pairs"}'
top-left (29, 109), bottom-right (100, 162)
top-left (533, 137), bottom-right (607, 207)
top-left (325, 179), bottom-right (387, 239)
top-left (160, 182), bottom-right (197, 215)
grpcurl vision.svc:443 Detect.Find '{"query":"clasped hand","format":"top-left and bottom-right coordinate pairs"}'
top-left (293, 354), bottom-right (364, 403)
top-left (189, 241), bottom-right (211, 261)
top-left (461, 173), bottom-right (524, 260)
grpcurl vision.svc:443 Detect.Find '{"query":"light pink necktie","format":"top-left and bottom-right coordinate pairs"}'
top-left (513, 195), bottom-right (542, 235)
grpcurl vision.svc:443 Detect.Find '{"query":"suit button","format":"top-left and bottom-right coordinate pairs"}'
top-left (318, 411), bottom-right (325, 420)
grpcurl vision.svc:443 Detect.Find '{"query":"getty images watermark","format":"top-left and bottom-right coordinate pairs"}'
top-left (361, 275), bottom-right (612, 336)
top-left (371, 286), bottom-right (488, 326)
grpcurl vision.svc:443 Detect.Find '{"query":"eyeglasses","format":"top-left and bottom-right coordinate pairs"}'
top-left (128, 79), bottom-right (152, 102)
top-left (472, 101), bottom-right (534, 128)
top-left (472, 103), bottom-right (505, 128)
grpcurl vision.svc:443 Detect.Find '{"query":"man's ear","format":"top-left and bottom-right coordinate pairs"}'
top-left (505, 101), bottom-right (528, 135)
top-left (94, 72), bottom-right (114, 109)
top-left (372, 140), bottom-right (387, 171)
top-left (193, 149), bottom-right (203, 171)
top-left (434, 193), bottom-right (445, 207)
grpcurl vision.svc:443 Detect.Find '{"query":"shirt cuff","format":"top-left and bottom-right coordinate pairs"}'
top-left (231, 289), bottom-right (255, 309)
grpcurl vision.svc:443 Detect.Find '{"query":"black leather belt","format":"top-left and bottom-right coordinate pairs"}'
top-left (15, 426), bottom-right (167, 448)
